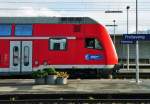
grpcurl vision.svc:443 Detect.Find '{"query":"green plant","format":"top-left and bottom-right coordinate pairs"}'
top-left (57, 72), bottom-right (69, 78)
top-left (43, 67), bottom-right (57, 75)
top-left (32, 70), bottom-right (47, 78)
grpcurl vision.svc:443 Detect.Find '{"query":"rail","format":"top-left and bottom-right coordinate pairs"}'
top-left (0, 93), bottom-right (150, 104)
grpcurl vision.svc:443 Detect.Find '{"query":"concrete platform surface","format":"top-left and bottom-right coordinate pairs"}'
top-left (0, 79), bottom-right (150, 95)
top-left (119, 69), bottom-right (150, 73)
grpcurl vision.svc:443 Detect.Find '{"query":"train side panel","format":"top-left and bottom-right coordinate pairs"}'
top-left (0, 40), bottom-right (10, 68)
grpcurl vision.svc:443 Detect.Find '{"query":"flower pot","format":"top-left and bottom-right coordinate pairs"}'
top-left (45, 75), bottom-right (57, 84)
top-left (35, 78), bottom-right (45, 85)
top-left (56, 77), bottom-right (67, 85)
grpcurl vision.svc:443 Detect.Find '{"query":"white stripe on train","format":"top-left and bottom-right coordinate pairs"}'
top-left (0, 65), bottom-right (114, 72)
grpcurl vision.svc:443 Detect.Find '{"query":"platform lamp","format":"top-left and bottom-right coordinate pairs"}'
top-left (126, 6), bottom-right (130, 70)
top-left (113, 20), bottom-right (116, 46)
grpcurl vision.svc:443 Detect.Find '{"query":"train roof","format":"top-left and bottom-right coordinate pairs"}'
top-left (0, 17), bottom-right (98, 24)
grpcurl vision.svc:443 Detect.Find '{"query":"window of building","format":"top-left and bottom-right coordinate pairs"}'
top-left (15, 24), bottom-right (32, 36)
top-left (50, 38), bottom-right (67, 50)
top-left (85, 38), bottom-right (103, 50)
top-left (0, 24), bottom-right (11, 36)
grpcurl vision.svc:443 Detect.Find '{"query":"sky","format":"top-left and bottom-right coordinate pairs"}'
top-left (0, 0), bottom-right (149, 34)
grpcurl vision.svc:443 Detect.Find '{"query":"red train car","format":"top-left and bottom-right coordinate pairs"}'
top-left (0, 17), bottom-right (118, 76)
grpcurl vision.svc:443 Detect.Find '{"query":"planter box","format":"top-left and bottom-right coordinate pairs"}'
top-left (35, 78), bottom-right (45, 85)
top-left (56, 77), bottom-right (67, 85)
top-left (45, 75), bottom-right (57, 84)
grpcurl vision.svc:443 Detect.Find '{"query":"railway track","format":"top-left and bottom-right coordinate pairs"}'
top-left (0, 93), bottom-right (150, 104)
top-left (1, 73), bottom-right (150, 79)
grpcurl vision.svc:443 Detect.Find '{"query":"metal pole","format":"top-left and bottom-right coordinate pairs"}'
top-left (136, 0), bottom-right (140, 84)
top-left (113, 20), bottom-right (116, 46)
top-left (127, 6), bottom-right (130, 70)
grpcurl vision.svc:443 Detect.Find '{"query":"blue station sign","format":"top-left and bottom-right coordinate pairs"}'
top-left (123, 34), bottom-right (150, 41)
top-left (85, 54), bottom-right (103, 60)
top-left (120, 40), bottom-right (135, 44)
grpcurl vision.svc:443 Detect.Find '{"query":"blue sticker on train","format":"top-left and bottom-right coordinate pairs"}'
top-left (85, 54), bottom-right (103, 60)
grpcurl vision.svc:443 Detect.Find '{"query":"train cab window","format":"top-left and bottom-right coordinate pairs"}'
top-left (15, 24), bottom-right (32, 36)
top-left (85, 38), bottom-right (103, 50)
top-left (0, 24), bottom-right (11, 36)
top-left (50, 39), bottom-right (67, 50)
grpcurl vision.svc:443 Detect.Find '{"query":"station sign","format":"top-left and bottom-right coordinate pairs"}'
top-left (120, 40), bottom-right (135, 44)
top-left (123, 34), bottom-right (150, 41)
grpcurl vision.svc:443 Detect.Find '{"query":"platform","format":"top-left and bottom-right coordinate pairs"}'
top-left (119, 68), bottom-right (150, 73)
top-left (0, 79), bottom-right (150, 95)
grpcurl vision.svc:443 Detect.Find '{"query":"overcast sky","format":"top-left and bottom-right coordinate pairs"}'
top-left (0, 0), bottom-right (149, 34)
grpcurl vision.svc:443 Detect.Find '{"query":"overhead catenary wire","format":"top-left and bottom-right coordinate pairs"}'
top-left (0, 2), bottom-right (149, 11)
top-left (0, 1), bottom-right (149, 11)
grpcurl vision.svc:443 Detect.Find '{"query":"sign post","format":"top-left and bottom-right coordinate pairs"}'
top-left (135, 0), bottom-right (140, 84)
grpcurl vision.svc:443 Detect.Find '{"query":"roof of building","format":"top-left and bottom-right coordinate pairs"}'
top-left (0, 17), bottom-right (98, 24)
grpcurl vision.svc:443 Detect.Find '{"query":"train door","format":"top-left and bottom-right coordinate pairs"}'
top-left (21, 41), bottom-right (32, 72)
top-left (10, 41), bottom-right (32, 72)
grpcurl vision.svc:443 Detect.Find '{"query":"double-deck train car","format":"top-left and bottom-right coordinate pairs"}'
top-left (0, 17), bottom-right (118, 76)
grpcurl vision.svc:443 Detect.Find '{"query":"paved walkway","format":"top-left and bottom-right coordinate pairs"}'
top-left (119, 69), bottom-right (150, 73)
top-left (0, 79), bottom-right (150, 95)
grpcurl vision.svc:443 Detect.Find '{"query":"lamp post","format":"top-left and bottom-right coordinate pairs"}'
top-left (106, 24), bottom-right (118, 47)
top-left (113, 20), bottom-right (116, 46)
top-left (126, 6), bottom-right (130, 70)
top-left (135, 0), bottom-right (140, 84)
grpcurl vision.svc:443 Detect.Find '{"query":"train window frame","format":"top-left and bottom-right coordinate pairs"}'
top-left (49, 38), bottom-right (67, 51)
top-left (0, 24), bottom-right (12, 36)
top-left (15, 24), bottom-right (33, 36)
top-left (85, 38), bottom-right (103, 50)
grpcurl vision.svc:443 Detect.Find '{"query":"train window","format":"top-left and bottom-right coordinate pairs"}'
top-left (15, 24), bottom-right (32, 36)
top-left (50, 38), bottom-right (67, 50)
top-left (95, 39), bottom-right (103, 50)
top-left (85, 38), bottom-right (103, 50)
top-left (13, 46), bottom-right (19, 66)
top-left (24, 46), bottom-right (29, 66)
top-left (0, 24), bottom-right (11, 36)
